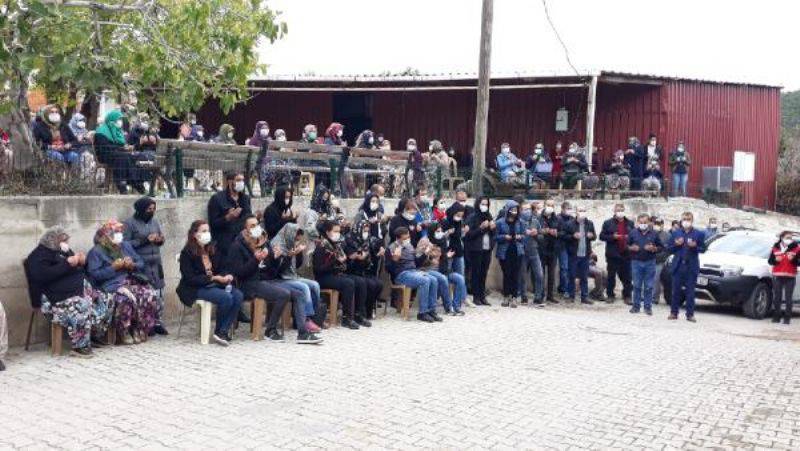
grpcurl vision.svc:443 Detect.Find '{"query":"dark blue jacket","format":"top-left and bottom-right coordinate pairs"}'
top-left (624, 144), bottom-right (646, 178)
top-left (495, 218), bottom-right (525, 260)
top-left (668, 228), bottom-right (706, 274)
top-left (627, 228), bottom-right (663, 261)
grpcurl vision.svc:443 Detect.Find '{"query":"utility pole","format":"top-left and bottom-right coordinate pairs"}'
top-left (472, 0), bottom-right (493, 197)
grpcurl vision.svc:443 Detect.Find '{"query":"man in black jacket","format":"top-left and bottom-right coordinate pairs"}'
top-left (563, 205), bottom-right (596, 304)
top-left (538, 199), bottom-right (561, 304)
top-left (556, 201), bottom-right (573, 297)
top-left (207, 171), bottom-right (251, 258)
top-left (600, 203), bottom-right (634, 303)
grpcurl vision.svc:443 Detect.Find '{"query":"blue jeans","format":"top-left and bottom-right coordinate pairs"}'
top-left (428, 270), bottom-right (452, 310)
top-left (196, 286), bottom-right (244, 335)
top-left (558, 248), bottom-right (569, 294)
top-left (672, 173), bottom-right (688, 197)
top-left (568, 255), bottom-right (590, 300)
top-left (671, 267), bottom-right (698, 317)
top-left (396, 270), bottom-right (438, 314)
top-left (46, 149), bottom-right (80, 165)
top-left (448, 272), bottom-right (466, 310)
top-left (527, 252), bottom-right (544, 301)
top-left (274, 278), bottom-right (319, 317)
top-left (631, 259), bottom-right (657, 310)
top-left (451, 256), bottom-right (465, 276)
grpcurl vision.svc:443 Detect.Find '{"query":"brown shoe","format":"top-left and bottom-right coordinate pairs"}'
top-left (686, 316), bottom-right (697, 323)
top-left (667, 314), bottom-right (678, 320)
top-left (119, 331), bottom-right (135, 345)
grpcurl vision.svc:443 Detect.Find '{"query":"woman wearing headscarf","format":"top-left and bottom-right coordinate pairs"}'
top-left (123, 197), bottom-right (168, 335)
top-left (269, 223), bottom-right (324, 334)
top-left (323, 122), bottom-right (350, 196)
top-left (247, 121), bottom-right (275, 194)
top-left (356, 192), bottom-right (387, 241)
top-left (25, 226), bottom-right (115, 356)
top-left (94, 110), bottom-right (137, 194)
top-left (65, 112), bottom-right (98, 180)
top-left (343, 219), bottom-right (385, 320)
top-left (32, 105), bottom-right (80, 165)
top-left (406, 138), bottom-right (424, 191)
top-left (310, 184), bottom-right (335, 219)
top-left (262, 184), bottom-right (297, 239)
top-left (214, 124), bottom-right (237, 145)
top-left (125, 113), bottom-right (158, 193)
top-left (314, 221), bottom-right (368, 329)
top-left (464, 196), bottom-right (497, 306)
top-left (87, 219), bottom-right (158, 345)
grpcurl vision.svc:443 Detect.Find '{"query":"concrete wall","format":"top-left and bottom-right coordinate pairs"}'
top-left (3, 195), bottom-right (799, 347)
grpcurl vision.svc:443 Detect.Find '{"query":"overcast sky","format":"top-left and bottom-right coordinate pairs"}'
top-left (259, 0), bottom-right (799, 91)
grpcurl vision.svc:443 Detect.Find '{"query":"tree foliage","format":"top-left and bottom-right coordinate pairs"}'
top-left (782, 90), bottom-right (800, 130)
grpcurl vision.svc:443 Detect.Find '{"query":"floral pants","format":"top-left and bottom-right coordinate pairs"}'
top-left (112, 278), bottom-right (158, 336)
top-left (41, 282), bottom-right (113, 350)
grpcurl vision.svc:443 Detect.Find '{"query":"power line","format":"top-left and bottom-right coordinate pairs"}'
top-left (540, 0), bottom-right (581, 76)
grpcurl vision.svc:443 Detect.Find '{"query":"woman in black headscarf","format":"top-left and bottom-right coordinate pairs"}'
top-left (262, 184), bottom-right (297, 239)
top-left (343, 219), bottom-right (385, 320)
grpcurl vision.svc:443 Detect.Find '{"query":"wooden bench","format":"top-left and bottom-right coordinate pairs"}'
top-left (320, 289), bottom-right (339, 327)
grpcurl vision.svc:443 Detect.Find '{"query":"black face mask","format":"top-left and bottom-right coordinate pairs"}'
top-left (141, 211), bottom-right (154, 222)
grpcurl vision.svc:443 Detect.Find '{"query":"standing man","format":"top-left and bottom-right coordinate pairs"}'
top-left (556, 202), bottom-right (574, 298)
top-left (624, 136), bottom-right (645, 190)
top-left (628, 214), bottom-right (663, 315)
top-left (564, 205), bottom-right (596, 304)
top-left (519, 201), bottom-right (544, 305)
top-left (668, 211), bottom-right (706, 322)
top-left (538, 199), bottom-right (561, 304)
top-left (600, 203), bottom-right (634, 304)
top-left (652, 217), bottom-right (671, 304)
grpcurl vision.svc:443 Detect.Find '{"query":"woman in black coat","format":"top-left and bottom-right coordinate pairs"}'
top-left (463, 196), bottom-right (496, 306)
top-left (388, 197), bottom-right (421, 246)
top-left (177, 220), bottom-right (243, 346)
top-left (262, 184), bottom-right (298, 239)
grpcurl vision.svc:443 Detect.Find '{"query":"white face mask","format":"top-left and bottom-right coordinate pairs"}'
top-left (437, 202), bottom-right (446, 210)
top-left (228, 132), bottom-right (234, 139)
top-left (428, 145), bottom-right (434, 152)
top-left (48, 113), bottom-right (61, 123)
top-left (115, 120), bottom-right (124, 129)
top-left (59, 242), bottom-right (71, 253)
top-left (576, 211), bottom-right (585, 220)
top-left (140, 122), bottom-right (149, 130)
top-left (434, 231), bottom-right (446, 240)
top-left (544, 206), bottom-right (554, 215)
top-left (250, 226), bottom-right (263, 239)
top-left (370, 202), bottom-right (379, 212)
top-left (331, 198), bottom-right (340, 208)
top-left (259, 129), bottom-right (269, 138)
top-left (368, 137), bottom-right (375, 144)
top-left (637, 223), bottom-right (649, 231)
top-left (453, 216), bottom-right (463, 223)
top-left (407, 145), bottom-right (417, 151)
top-left (403, 212), bottom-right (416, 221)
top-left (337, 130), bottom-right (344, 138)
top-left (682, 220), bottom-right (692, 229)
top-left (654, 225), bottom-right (663, 232)
top-left (615, 211), bottom-right (625, 219)
top-left (362, 231), bottom-right (370, 240)
top-left (190, 119), bottom-right (197, 125)
top-left (329, 232), bottom-right (341, 242)
top-left (112, 232), bottom-right (124, 245)
top-left (782, 238), bottom-right (793, 247)
top-left (76, 121), bottom-right (86, 129)
top-left (501, 147), bottom-right (510, 154)
top-left (197, 131), bottom-right (204, 138)
top-left (479, 205), bottom-right (489, 213)
top-left (233, 181), bottom-right (245, 192)
top-left (401, 239), bottom-right (411, 247)
top-left (277, 135), bottom-right (287, 142)
top-left (419, 196), bottom-right (429, 204)
top-left (458, 200), bottom-right (467, 206)
top-left (678, 147), bottom-right (685, 153)
top-left (565, 210), bottom-right (575, 217)
top-left (197, 231), bottom-right (212, 245)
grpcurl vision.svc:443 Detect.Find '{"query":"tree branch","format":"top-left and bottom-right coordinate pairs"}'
top-left (36, 0), bottom-right (152, 12)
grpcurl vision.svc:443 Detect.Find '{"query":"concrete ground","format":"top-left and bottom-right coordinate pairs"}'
top-left (1, 299), bottom-right (799, 450)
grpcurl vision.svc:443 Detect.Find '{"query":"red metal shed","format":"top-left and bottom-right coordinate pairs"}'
top-left (197, 71), bottom-right (781, 208)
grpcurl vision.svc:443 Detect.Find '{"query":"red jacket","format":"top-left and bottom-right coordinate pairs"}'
top-left (768, 241), bottom-right (799, 277)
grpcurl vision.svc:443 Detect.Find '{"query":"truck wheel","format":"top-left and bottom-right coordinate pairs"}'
top-left (742, 282), bottom-right (771, 319)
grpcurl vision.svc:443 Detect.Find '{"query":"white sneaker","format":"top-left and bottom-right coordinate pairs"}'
top-left (465, 297), bottom-right (476, 308)
top-left (212, 333), bottom-right (230, 347)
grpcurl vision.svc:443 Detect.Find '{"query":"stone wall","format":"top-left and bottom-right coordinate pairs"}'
top-left (2, 194), bottom-right (799, 347)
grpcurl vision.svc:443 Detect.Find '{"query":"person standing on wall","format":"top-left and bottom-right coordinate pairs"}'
top-left (624, 136), bottom-right (646, 190)
top-left (669, 141), bottom-right (691, 197)
top-left (667, 212), bottom-right (706, 322)
top-left (600, 203), bottom-right (634, 304)
top-left (768, 231), bottom-right (799, 325)
top-left (627, 214), bottom-right (663, 315)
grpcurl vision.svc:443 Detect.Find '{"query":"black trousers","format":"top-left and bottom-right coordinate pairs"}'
top-left (773, 276), bottom-right (795, 321)
top-left (607, 256), bottom-right (632, 299)
top-left (467, 250), bottom-right (492, 302)
top-left (241, 280), bottom-right (291, 331)
top-left (317, 273), bottom-right (367, 321)
top-left (541, 253), bottom-right (557, 300)
top-left (500, 247), bottom-right (521, 297)
top-left (351, 275), bottom-right (383, 318)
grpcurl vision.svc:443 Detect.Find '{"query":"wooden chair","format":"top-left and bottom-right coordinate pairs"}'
top-left (320, 289), bottom-right (339, 327)
top-left (25, 311), bottom-right (65, 356)
top-left (388, 285), bottom-right (414, 320)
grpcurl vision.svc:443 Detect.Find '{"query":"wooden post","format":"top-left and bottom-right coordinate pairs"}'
top-left (472, 0), bottom-right (494, 197)
top-left (585, 75), bottom-right (599, 172)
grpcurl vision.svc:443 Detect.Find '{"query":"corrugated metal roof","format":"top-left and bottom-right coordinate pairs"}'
top-left (250, 69), bottom-right (782, 89)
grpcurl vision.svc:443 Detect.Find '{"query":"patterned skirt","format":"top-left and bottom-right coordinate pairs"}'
top-left (41, 281), bottom-right (113, 349)
top-left (112, 278), bottom-right (158, 336)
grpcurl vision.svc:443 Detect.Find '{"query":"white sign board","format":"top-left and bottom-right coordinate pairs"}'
top-left (733, 151), bottom-right (755, 182)
top-left (555, 108), bottom-right (568, 132)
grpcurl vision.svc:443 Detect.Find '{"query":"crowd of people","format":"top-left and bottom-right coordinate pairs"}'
top-left (0, 173), bottom-right (797, 372)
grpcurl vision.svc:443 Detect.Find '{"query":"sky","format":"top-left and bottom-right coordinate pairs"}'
top-left (259, 0), bottom-right (799, 91)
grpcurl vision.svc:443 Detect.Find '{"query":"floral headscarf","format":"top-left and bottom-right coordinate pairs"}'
top-left (94, 219), bottom-right (124, 259)
top-left (68, 113), bottom-right (88, 138)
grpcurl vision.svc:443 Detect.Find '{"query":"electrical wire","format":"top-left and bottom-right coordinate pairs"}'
top-left (540, 0), bottom-right (581, 76)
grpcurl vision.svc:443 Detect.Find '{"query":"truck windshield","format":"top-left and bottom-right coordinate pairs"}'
top-left (707, 234), bottom-right (774, 258)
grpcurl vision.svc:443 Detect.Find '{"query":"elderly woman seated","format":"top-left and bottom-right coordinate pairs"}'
top-left (25, 226), bottom-right (114, 357)
top-left (87, 219), bottom-right (158, 345)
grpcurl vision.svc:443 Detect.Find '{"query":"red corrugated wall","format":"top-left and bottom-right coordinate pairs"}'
top-left (660, 82), bottom-right (780, 208)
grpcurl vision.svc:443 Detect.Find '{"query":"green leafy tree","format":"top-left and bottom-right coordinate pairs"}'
top-left (0, 0), bottom-right (286, 166)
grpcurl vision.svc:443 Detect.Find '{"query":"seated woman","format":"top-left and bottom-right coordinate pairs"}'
top-left (269, 222), bottom-right (324, 334)
top-left (343, 219), bottom-right (385, 321)
top-left (32, 105), bottom-right (80, 165)
top-left (313, 221), bottom-right (369, 329)
top-left (228, 215), bottom-right (321, 344)
top-left (177, 220), bottom-right (243, 346)
top-left (428, 222), bottom-right (467, 316)
top-left (388, 197), bottom-right (422, 247)
top-left (67, 112), bottom-right (97, 178)
top-left (25, 226), bottom-right (114, 357)
top-left (93, 110), bottom-right (138, 194)
top-left (87, 219), bottom-right (158, 345)
top-left (262, 185), bottom-right (297, 240)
